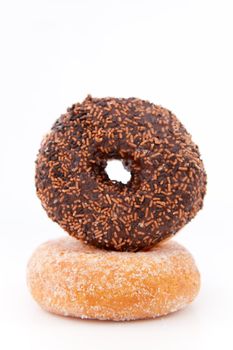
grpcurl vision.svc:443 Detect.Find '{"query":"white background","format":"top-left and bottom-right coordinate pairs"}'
top-left (0, 1), bottom-right (233, 349)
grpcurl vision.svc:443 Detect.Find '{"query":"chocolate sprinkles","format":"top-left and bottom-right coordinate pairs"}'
top-left (35, 96), bottom-right (207, 251)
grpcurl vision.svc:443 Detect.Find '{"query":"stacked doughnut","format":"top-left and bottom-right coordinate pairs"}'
top-left (27, 96), bottom-right (207, 321)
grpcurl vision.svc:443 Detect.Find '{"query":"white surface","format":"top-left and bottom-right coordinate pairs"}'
top-left (0, 1), bottom-right (233, 349)
top-left (106, 159), bottom-right (131, 184)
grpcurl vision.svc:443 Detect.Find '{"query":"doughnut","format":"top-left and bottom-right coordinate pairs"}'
top-left (27, 237), bottom-right (200, 321)
top-left (35, 96), bottom-right (207, 251)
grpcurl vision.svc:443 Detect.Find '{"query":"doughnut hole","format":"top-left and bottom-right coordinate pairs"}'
top-left (89, 149), bottom-right (142, 193)
top-left (105, 159), bottom-right (131, 184)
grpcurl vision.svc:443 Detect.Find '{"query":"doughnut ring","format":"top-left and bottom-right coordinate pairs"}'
top-left (35, 96), bottom-right (206, 251)
top-left (27, 237), bottom-right (200, 321)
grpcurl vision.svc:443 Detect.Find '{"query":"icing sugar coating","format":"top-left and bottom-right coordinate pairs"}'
top-left (35, 96), bottom-right (207, 251)
top-left (27, 237), bottom-right (200, 321)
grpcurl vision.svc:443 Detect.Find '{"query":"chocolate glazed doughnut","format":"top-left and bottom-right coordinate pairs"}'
top-left (35, 96), bottom-right (207, 251)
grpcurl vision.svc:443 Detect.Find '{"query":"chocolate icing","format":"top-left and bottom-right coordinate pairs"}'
top-left (35, 96), bottom-right (207, 251)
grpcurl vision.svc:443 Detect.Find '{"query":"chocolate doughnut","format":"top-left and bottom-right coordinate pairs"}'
top-left (35, 96), bottom-right (207, 251)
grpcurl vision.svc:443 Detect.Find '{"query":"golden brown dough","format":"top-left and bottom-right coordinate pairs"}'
top-left (27, 237), bottom-right (200, 321)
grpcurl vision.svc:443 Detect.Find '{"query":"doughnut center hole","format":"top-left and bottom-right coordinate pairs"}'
top-left (105, 159), bottom-right (131, 184)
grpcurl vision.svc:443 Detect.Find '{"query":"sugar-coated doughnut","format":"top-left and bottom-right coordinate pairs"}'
top-left (27, 237), bottom-right (200, 321)
top-left (35, 96), bottom-right (206, 251)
